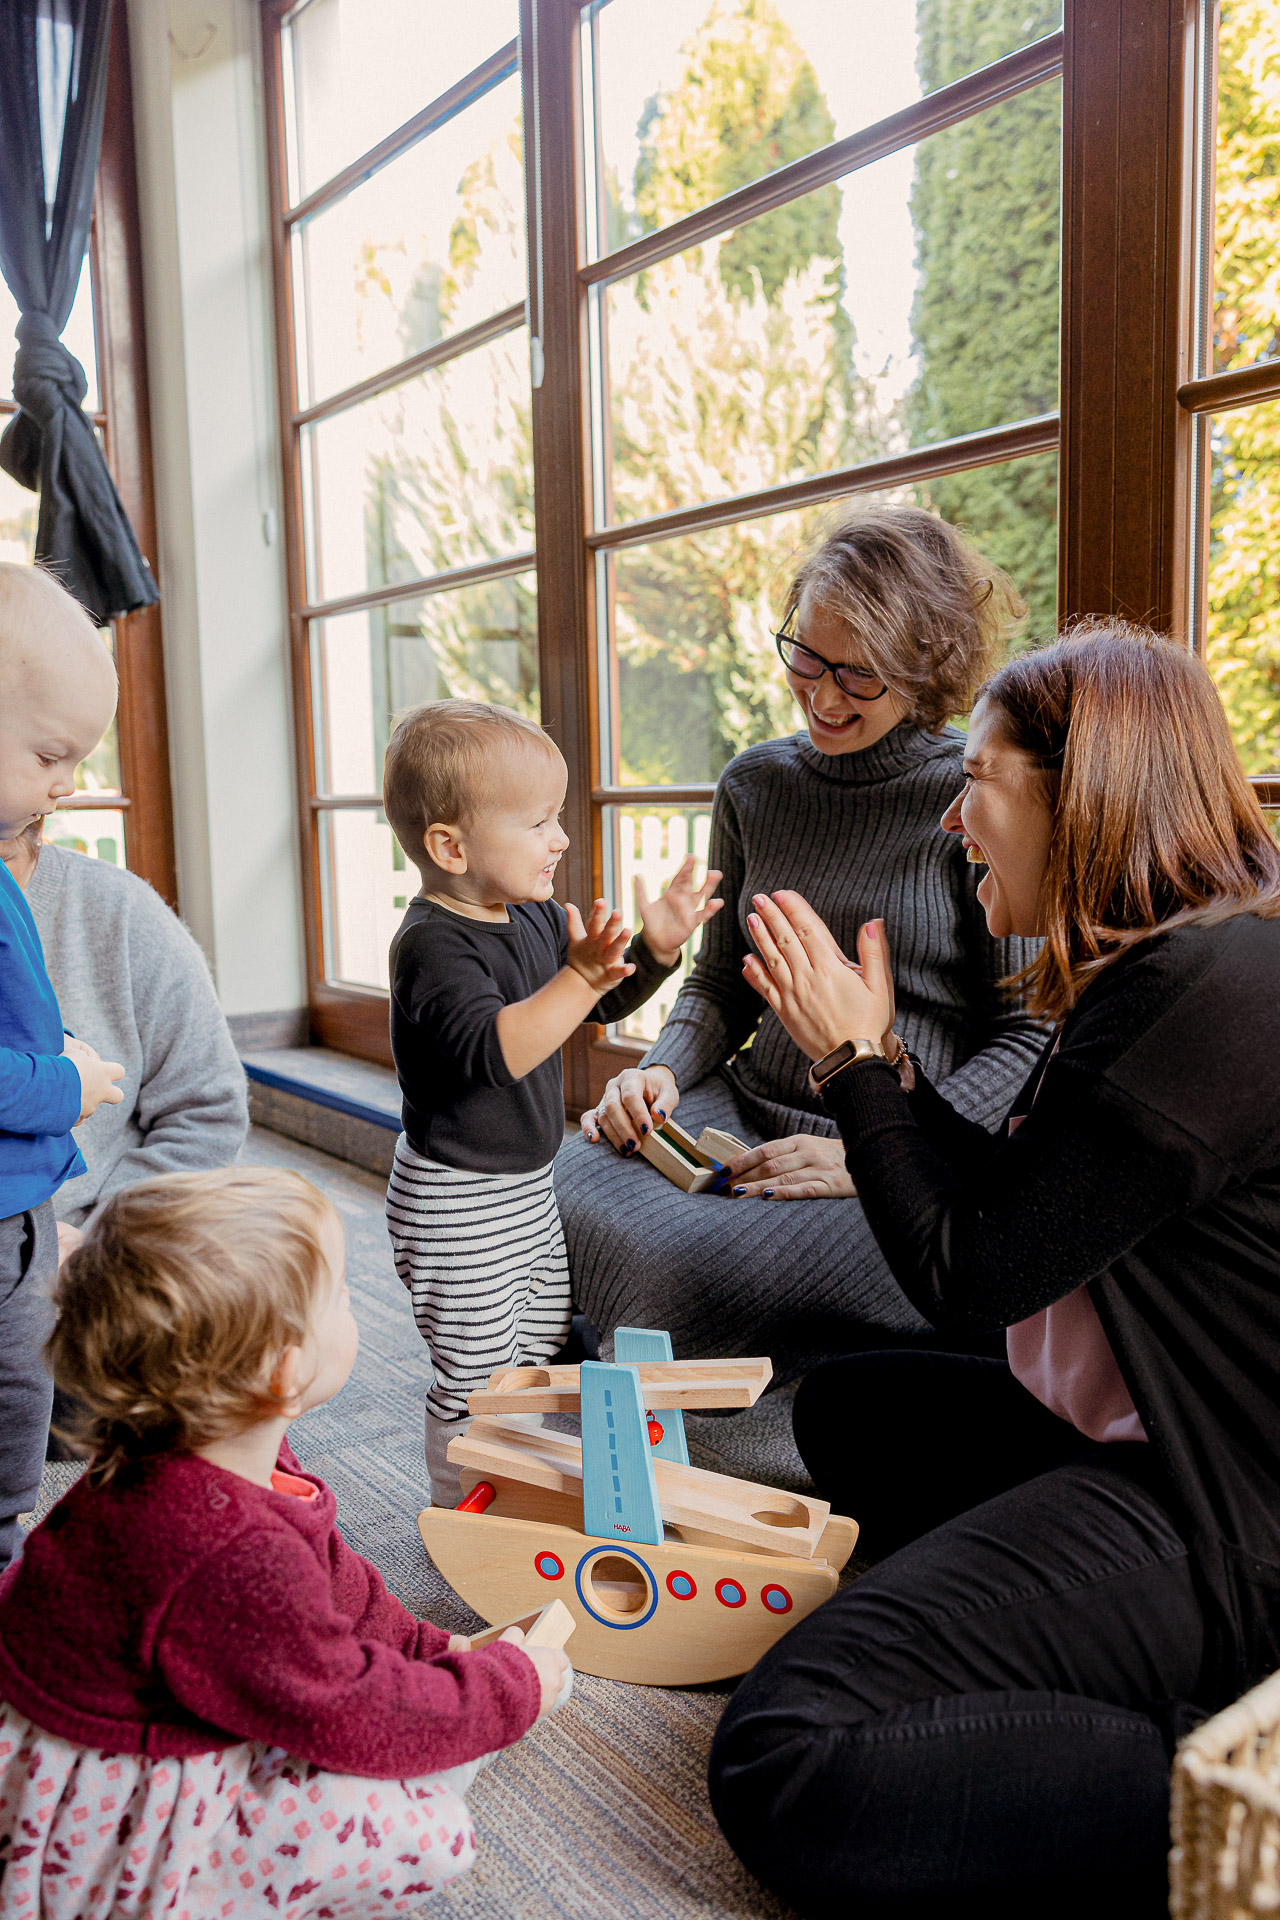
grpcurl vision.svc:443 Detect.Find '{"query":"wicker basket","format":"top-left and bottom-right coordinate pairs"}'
top-left (1171, 1668), bottom-right (1280, 1916)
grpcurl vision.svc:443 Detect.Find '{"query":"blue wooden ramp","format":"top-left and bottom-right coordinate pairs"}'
top-left (614, 1326), bottom-right (690, 1466)
top-left (580, 1360), bottom-right (664, 1546)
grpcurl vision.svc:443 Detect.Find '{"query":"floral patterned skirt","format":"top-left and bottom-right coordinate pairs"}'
top-left (0, 1701), bottom-right (478, 1918)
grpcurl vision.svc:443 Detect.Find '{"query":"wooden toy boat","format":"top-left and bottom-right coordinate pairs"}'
top-left (417, 1329), bottom-right (858, 1687)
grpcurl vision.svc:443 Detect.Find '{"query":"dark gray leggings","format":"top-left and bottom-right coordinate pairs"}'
top-left (709, 1353), bottom-right (1205, 1919)
top-left (0, 1201), bottom-right (57, 1572)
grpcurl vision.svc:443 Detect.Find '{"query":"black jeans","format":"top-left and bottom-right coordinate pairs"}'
top-left (709, 1352), bottom-right (1205, 1919)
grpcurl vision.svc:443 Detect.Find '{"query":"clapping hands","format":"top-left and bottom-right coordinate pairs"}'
top-left (743, 890), bottom-right (896, 1061)
top-left (636, 857), bottom-right (723, 967)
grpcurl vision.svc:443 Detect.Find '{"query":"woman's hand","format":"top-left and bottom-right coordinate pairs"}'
top-left (743, 891), bottom-right (896, 1062)
top-left (635, 856), bottom-right (724, 967)
top-left (580, 1065), bottom-right (678, 1154)
top-left (723, 1134), bottom-right (855, 1200)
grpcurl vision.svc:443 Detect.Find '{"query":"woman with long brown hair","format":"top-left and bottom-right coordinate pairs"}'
top-left (708, 624), bottom-right (1280, 1918)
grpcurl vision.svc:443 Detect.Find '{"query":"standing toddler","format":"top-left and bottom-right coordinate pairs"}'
top-left (0, 564), bottom-right (123, 1567)
top-left (382, 700), bottom-right (720, 1505)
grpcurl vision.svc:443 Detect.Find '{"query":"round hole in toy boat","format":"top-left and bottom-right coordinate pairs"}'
top-left (496, 1368), bottom-right (552, 1390)
top-left (751, 1498), bottom-right (810, 1529)
top-left (583, 1552), bottom-right (653, 1619)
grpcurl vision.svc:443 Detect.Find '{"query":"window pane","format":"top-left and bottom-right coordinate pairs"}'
top-left (311, 573), bottom-right (538, 797)
top-left (300, 328), bottom-right (533, 606)
top-left (0, 255), bottom-right (98, 410)
top-left (44, 807), bottom-right (126, 869)
top-left (584, 0), bottom-right (1061, 261)
top-left (602, 449), bottom-right (1057, 787)
top-left (293, 74), bottom-right (524, 408)
top-left (1213, 0), bottom-right (1280, 375)
top-left (597, 85), bottom-right (1061, 528)
top-left (0, 465), bottom-right (37, 563)
top-left (602, 803), bottom-right (713, 1043)
top-left (1205, 398), bottom-right (1280, 777)
top-left (283, 0), bottom-right (517, 203)
top-left (317, 807), bottom-right (402, 991)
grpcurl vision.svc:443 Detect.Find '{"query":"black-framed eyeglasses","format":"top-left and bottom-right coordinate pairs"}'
top-left (774, 610), bottom-right (889, 702)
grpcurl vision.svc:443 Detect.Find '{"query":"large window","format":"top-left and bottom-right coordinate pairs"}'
top-left (263, 0), bottom-right (1276, 1082)
top-left (1180, 0), bottom-right (1280, 791)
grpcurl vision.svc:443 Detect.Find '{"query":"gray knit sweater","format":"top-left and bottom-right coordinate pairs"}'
top-left (641, 725), bottom-right (1046, 1136)
top-left (26, 845), bottom-right (248, 1225)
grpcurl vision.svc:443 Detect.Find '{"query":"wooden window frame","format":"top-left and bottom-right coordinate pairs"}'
top-left (0, 5), bottom-right (177, 906)
top-left (261, 0), bottom-right (1270, 1080)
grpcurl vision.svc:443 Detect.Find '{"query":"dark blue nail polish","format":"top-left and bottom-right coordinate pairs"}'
top-left (640, 1123), bottom-right (649, 1135)
top-left (733, 1186), bottom-right (746, 1195)
top-left (625, 1140), bottom-right (636, 1153)
top-left (655, 1109), bottom-right (666, 1121)
top-left (763, 1188), bottom-right (774, 1197)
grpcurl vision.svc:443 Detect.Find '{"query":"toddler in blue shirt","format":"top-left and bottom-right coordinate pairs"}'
top-left (0, 565), bottom-right (125, 1567)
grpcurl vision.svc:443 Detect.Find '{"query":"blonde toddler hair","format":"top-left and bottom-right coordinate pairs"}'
top-left (49, 1166), bottom-right (336, 1484)
top-left (382, 698), bottom-right (561, 874)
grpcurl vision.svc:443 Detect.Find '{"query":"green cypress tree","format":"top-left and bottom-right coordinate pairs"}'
top-left (907, 0), bottom-right (1062, 643)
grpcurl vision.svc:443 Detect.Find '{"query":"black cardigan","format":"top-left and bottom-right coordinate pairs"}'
top-left (823, 911), bottom-right (1280, 1706)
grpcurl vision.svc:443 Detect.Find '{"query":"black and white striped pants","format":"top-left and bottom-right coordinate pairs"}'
top-left (385, 1135), bottom-right (572, 1423)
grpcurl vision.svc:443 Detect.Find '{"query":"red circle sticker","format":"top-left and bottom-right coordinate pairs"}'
top-left (666, 1570), bottom-right (697, 1600)
top-left (716, 1578), bottom-right (747, 1608)
top-left (761, 1584), bottom-right (793, 1615)
top-left (534, 1551), bottom-right (564, 1580)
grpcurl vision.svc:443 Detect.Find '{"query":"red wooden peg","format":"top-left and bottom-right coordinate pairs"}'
top-left (456, 1481), bottom-right (496, 1514)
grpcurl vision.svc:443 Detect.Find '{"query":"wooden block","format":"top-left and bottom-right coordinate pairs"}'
top-left (418, 1508), bottom-right (838, 1686)
top-left (450, 1417), bottom-right (831, 1559)
top-left (461, 1597), bottom-right (576, 1652)
top-left (580, 1360), bottom-right (664, 1546)
top-left (694, 1126), bottom-right (747, 1164)
top-left (815, 1512), bottom-right (859, 1572)
top-left (638, 1121), bottom-right (718, 1192)
top-left (467, 1356), bottom-right (773, 1417)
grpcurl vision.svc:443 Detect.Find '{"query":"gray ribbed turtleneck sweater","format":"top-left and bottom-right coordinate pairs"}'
top-left (640, 724), bottom-right (1044, 1136)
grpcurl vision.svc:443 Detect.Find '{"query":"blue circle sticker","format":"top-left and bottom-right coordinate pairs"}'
top-left (761, 1584), bottom-right (793, 1614)
top-left (666, 1570), bottom-right (696, 1599)
top-left (535, 1552), bottom-right (564, 1580)
top-left (716, 1578), bottom-right (747, 1609)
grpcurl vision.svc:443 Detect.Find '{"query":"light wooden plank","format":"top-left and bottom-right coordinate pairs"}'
top-left (467, 1356), bottom-right (772, 1416)
top-left (461, 1597), bottom-right (576, 1651)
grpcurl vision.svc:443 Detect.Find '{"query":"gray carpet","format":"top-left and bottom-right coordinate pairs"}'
top-left (29, 1126), bottom-right (804, 1920)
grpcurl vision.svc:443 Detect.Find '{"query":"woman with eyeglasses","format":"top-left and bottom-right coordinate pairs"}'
top-left (556, 505), bottom-right (1047, 1373)
top-left (708, 625), bottom-right (1280, 1917)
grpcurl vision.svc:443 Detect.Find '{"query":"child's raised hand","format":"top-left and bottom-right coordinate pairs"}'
top-left (499, 1626), bottom-right (572, 1717)
top-left (635, 857), bottom-right (724, 967)
top-left (565, 898), bottom-right (635, 994)
top-left (62, 1036), bottom-right (125, 1122)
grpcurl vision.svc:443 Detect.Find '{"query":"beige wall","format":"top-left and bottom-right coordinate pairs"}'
top-left (126, 0), bottom-right (306, 1023)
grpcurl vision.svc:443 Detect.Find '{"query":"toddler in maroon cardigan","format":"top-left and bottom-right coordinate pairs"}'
top-left (0, 1165), bottom-right (570, 1919)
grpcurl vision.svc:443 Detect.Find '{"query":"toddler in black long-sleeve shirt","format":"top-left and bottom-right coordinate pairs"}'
top-left (382, 700), bottom-right (721, 1505)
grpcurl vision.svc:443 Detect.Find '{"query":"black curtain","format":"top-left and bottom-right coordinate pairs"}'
top-left (0, 0), bottom-right (158, 622)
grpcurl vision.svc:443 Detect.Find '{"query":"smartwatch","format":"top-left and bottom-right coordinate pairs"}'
top-left (808, 1037), bottom-right (887, 1096)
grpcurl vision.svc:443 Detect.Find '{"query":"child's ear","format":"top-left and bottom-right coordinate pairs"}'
top-left (270, 1344), bottom-right (307, 1413)
top-left (423, 823), bottom-right (467, 874)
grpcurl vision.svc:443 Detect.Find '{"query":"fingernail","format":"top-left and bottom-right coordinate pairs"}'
top-left (640, 1124), bottom-right (649, 1135)
top-left (625, 1140), bottom-right (636, 1153)
top-left (655, 1110), bottom-right (666, 1121)
top-left (733, 1186), bottom-right (746, 1195)
top-left (867, 923), bottom-right (878, 940)
top-left (762, 1188), bottom-right (774, 1197)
